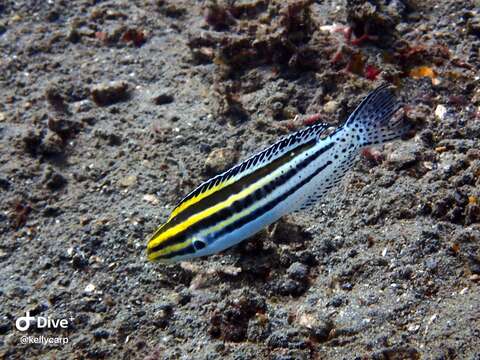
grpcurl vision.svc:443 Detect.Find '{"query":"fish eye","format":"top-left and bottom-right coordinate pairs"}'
top-left (193, 240), bottom-right (206, 250)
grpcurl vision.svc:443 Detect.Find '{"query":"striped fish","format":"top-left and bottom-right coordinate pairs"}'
top-left (147, 84), bottom-right (408, 263)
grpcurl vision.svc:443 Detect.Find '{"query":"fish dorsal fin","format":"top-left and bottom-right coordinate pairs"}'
top-left (168, 122), bottom-right (330, 220)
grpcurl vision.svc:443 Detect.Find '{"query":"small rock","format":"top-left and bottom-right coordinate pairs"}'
top-left (0, 178), bottom-right (10, 190)
top-left (434, 104), bottom-right (447, 120)
top-left (386, 143), bottom-right (420, 170)
top-left (168, 289), bottom-right (191, 306)
top-left (298, 313), bottom-right (333, 342)
top-left (67, 27), bottom-right (80, 43)
top-left (22, 129), bottom-right (43, 154)
top-left (0, 317), bottom-right (11, 335)
top-left (204, 148), bottom-right (237, 174)
top-left (84, 284), bottom-right (96, 294)
top-left (41, 131), bottom-right (64, 155)
top-left (42, 166), bottom-right (67, 190)
top-left (327, 295), bottom-right (345, 307)
top-left (323, 100), bottom-right (339, 114)
top-left (45, 86), bottom-right (68, 113)
top-left (216, 264), bottom-right (242, 276)
top-left (143, 194), bottom-right (159, 205)
top-left (93, 329), bottom-right (110, 339)
top-left (0, 112), bottom-right (5, 122)
top-left (276, 278), bottom-right (307, 297)
top-left (467, 255), bottom-right (480, 275)
top-left (91, 81), bottom-right (130, 106)
top-left (118, 175), bottom-right (137, 188)
top-left (340, 282), bottom-right (353, 291)
top-left (286, 262), bottom-right (309, 282)
top-left (469, 274), bottom-right (480, 282)
top-left (47, 117), bottom-right (79, 139)
top-left (407, 323), bottom-right (420, 332)
top-left (152, 92), bottom-right (174, 105)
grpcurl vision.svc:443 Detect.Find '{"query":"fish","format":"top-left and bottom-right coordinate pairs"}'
top-left (146, 84), bottom-right (408, 263)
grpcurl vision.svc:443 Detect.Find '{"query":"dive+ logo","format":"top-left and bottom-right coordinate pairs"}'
top-left (15, 311), bottom-right (73, 332)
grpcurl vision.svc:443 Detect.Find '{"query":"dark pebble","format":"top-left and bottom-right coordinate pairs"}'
top-left (0, 317), bottom-right (11, 335)
top-left (467, 255), bottom-right (480, 275)
top-left (30, 303), bottom-right (48, 316)
top-left (43, 206), bottom-right (61, 217)
top-left (286, 262), bottom-right (309, 282)
top-left (152, 92), bottom-right (174, 105)
top-left (47, 117), bottom-right (79, 139)
top-left (45, 86), bottom-right (68, 113)
top-left (22, 129), bottom-right (42, 155)
top-left (340, 282), bottom-right (353, 291)
top-left (93, 329), bottom-right (110, 339)
top-left (176, 289), bottom-right (191, 306)
top-left (42, 167), bottom-right (67, 191)
top-left (91, 81), bottom-right (130, 106)
top-left (397, 266), bottom-right (413, 280)
top-left (276, 278), bottom-right (307, 297)
top-left (72, 254), bottom-right (88, 269)
top-left (310, 317), bottom-right (333, 342)
top-left (327, 295), bottom-right (345, 307)
top-left (41, 131), bottom-right (64, 155)
top-left (0, 178), bottom-right (10, 190)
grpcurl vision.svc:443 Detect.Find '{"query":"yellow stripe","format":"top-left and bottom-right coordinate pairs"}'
top-left (147, 171), bottom-right (280, 249)
top-left (167, 178), bottom-right (236, 220)
top-left (162, 140), bottom-right (317, 232)
top-left (202, 204), bottom-right (255, 237)
top-left (147, 238), bottom-right (192, 260)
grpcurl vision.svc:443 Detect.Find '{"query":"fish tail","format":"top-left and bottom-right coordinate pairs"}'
top-left (345, 84), bottom-right (409, 147)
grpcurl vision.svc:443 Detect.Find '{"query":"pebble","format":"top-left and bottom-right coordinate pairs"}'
top-left (0, 112), bottom-right (5, 122)
top-left (41, 131), bottom-right (64, 155)
top-left (323, 100), bottom-right (339, 114)
top-left (0, 320), bottom-right (11, 335)
top-left (84, 284), bottom-right (96, 294)
top-left (143, 194), bottom-right (159, 205)
top-left (407, 323), bottom-right (420, 332)
top-left (42, 166), bottom-right (67, 190)
top-left (386, 143), bottom-right (420, 170)
top-left (0, 177), bottom-right (9, 190)
top-left (152, 92), bottom-right (174, 105)
top-left (118, 175), bottom-right (137, 188)
top-left (45, 86), bottom-right (67, 113)
top-left (47, 117), bottom-right (78, 137)
top-left (204, 148), bottom-right (237, 174)
top-left (93, 329), bottom-right (110, 339)
top-left (276, 278), bottom-right (307, 297)
top-left (297, 313), bottom-right (332, 342)
top-left (286, 262), bottom-right (309, 282)
top-left (91, 81), bottom-right (130, 106)
top-left (435, 104), bottom-right (447, 120)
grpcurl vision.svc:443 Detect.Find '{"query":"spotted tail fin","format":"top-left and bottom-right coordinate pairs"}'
top-left (345, 84), bottom-right (409, 147)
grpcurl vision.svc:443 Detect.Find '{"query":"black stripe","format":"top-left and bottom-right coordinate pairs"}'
top-left (210, 160), bottom-right (333, 240)
top-left (148, 141), bottom-right (335, 254)
top-left (150, 243), bottom-right (196, 261)
top-left (156, 139), bottom-right (318, 235)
